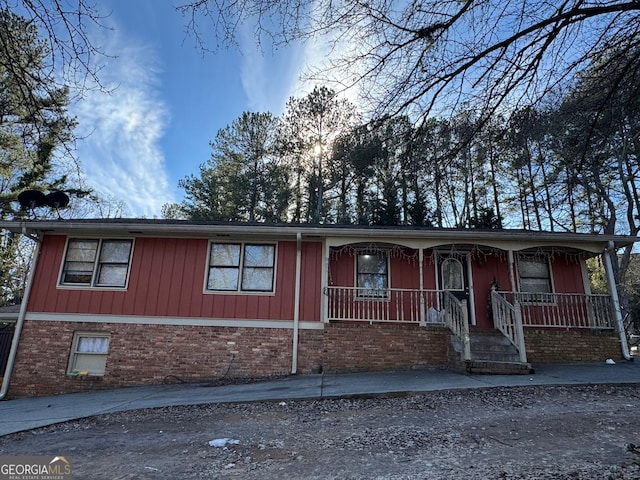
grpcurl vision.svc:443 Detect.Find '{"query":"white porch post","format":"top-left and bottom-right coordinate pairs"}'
top-left (461, 300), bottom-right (471, 360)
top-left (291, 233), bottom-right (302, 374)
top-left (603, 242), bottom-right (632, 360)
top-left (466, 254), bottom-right (476, 326)
top-left (508, 250), bottom-right (517, 292)
top-left (321, 240), bottom-right (330, 323)
top-left (419, 248), bottom-right (425, 326)
top-left (514, 305), bottom-right (527, 363)
top-left (507, 248), bottom-right (527, 362)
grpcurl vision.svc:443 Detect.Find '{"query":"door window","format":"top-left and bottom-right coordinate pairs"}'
top-left (441, 257), bottom-right (464, 290)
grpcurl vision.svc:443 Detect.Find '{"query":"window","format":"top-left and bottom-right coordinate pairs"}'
top-left (518, 255), bottom-right (553, 302)
top-left (61, 239), bottom-right (133, 288)
top-left (441, 258), bottom-right (464, 290)
top-left (68, 333), bottom-right (110, 375)
top-left (207, 243), bottom-right (276, 292)
top-left (356, 252), bottom-right (388, 297)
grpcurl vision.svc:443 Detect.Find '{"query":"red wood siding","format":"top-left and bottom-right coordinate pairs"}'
top-left (423, 250), bottom-right (438, 290)
top-left (28, 235), bottom-right (323, 322)
top-left (329, 247), bottom-right (425, 289)
top-left (390, 253), bottom-right (421, 289)
top-left (329, 249), bottom-right (354, 286)
top-left (299, 242), bottom-right (323, 321)
top-left (471, 253), bottom-right (512, 328)
top-left (550, 256), bottom-right (585, 293)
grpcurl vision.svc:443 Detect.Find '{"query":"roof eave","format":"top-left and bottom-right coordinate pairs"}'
top-left (0, 219), bottom-right (635, 249)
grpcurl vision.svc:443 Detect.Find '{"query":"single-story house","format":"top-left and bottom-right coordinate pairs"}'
top-left (0, 219), bottom-right (635, 398)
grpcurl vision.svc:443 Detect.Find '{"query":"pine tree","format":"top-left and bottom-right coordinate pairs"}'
top-left (178, 112), bottom-right (291, 222)
top-left (0, 9), bottom-right (77, 305)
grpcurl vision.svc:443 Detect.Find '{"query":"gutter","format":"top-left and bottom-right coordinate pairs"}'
top-left (0, 219), bottom-right (635, 250)
top-left (603, 241), bottom-right (632, 361)
top-left (0, 233), bottom-right (41, 400)
top-left (291, 232), bottom-right (302, 374)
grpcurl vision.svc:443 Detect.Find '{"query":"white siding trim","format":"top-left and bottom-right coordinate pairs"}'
top-left (24, 312), bottom-right (325, 330)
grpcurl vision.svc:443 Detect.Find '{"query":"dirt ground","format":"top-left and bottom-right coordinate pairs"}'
top-left (2, 384), bottom-right (640, 479)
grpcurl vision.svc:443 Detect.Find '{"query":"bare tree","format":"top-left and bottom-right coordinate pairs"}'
top-left (178, 1), bottom-right (640, 126)
top-left (0, 1), bottom-right (108, 104)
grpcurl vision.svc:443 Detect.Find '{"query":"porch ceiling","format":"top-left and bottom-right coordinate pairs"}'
top-left (324, 235), bottom-right (630, 254)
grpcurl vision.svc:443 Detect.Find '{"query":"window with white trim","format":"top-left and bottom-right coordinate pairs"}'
top-left (441, 258), bottom-right (464, 290)
top-left (518, 255), bottom-right (553, 301)
top-left (68, 333), bottom-right (110, 375)
top-left (207, 243), bottom-right (276, 292)
top-left (60, 239), bottom-right (133, 288)
top-left (356, 252), bottom-right (389, 298)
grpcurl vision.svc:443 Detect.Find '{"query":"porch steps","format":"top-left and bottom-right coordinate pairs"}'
top-left (464, 360), bottom-right (533, 375)
top-left (452, 328), bottom-right (533, 375)
top-left (469, 328), bottom-right (521, 363)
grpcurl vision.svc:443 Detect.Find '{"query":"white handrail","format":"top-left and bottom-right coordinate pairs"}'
top-left (491, 290), bottom-right (527, 363)
top-left (442, 291), bottom-right (471, 361)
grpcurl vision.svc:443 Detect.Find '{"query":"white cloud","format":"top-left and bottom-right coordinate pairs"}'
top-left (239, 26), bottom-right (268, 112)
top-left (237, 8), bottom-right (362, 118)
top-left (72, 29), bottom-right (172, 218)
top-left (239, 24), bottom-right (306, 116)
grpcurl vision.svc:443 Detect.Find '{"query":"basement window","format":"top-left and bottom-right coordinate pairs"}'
top-left (68, 333), bottom-right (110, 376)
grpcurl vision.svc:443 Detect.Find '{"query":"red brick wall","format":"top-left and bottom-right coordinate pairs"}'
top-left (8, 321), bottom-right (450, 397)
top-left (524, 327), bottom-right (623, 363)
top-left (318, 323), bottom-right (450, 373)
top-left (8, 320), bottom-right (624, 397)
top-left (9, 321), bottom-right (295, 397)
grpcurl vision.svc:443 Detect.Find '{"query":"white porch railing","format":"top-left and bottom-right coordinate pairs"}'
top-left (325, 286), bottom-right (447, 324)
top-left (442, 291), bottom-right (471, 361)
top-left (491, 290), bottom-right (527, 363)
top-left (497, 291), bottom-right (614, 329)
top-left (325, 286), bottom-right (471, 359)
top-left (326, 286), bottom-right (615, 330)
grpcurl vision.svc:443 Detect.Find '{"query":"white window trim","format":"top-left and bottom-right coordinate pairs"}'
top-left (58, 237), bottom-right (134, 290)
top-left (204, 241), bottom-right (278, 295)
top-left (440, 257), bottom-right (465, 291)
top-left (516, 254), bottom-right (556, 304)
top-left (354, 250), bottom-right (391, 300)
top-left (67, 332), bottom-right (110, 376)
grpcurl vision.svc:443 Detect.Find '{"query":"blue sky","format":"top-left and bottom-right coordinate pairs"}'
top-left (72, 1), bottom-right (313, 217)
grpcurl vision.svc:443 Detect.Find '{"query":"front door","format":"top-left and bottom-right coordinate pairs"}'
top-left (438, 253), bottom-right (473, 324)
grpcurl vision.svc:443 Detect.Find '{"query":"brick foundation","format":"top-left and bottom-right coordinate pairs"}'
top-left (8, 320), bottom-right (450, 397)
top-left (7, 321), bottom-right (625, 397)
top-left (9, 321), bottom-right (295, 398)
top-left (317, 323), bottom-right (450, 373)
top-left (524, 327), bottom-right (624, 363)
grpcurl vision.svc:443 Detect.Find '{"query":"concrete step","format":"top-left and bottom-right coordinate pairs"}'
top-left (470, 334), bottom-right (514, 347)
top-left (471, 351), bottom-right (521, 362)
top-left (468, 328), bottom-right (521, 363)
top-left (470, 340), bottom-right (518, 354)
top-left (449, 329), bottom-right (529, 372)
top-left (465, 360), bottom-right (534, 375)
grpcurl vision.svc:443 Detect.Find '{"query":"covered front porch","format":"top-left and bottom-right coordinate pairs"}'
top-left (321, 232), bottom-right (631, 366)
top-left (326, 285), bottom-right (615, 363)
